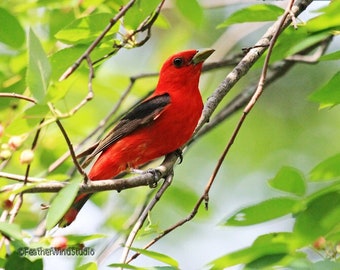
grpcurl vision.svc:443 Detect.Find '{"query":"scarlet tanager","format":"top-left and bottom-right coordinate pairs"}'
top-left (58, 48), bottom-right (214, 227)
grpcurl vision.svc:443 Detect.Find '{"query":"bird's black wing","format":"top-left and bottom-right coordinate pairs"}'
top-left (79, 93), bottom-right (171, 167)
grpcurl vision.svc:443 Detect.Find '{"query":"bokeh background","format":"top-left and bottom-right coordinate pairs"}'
top-left (1, 0), bottom-right (339, 269)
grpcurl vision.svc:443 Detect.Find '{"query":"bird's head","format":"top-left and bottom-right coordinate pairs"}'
top-left (157, 48), bottom-right (215, 90)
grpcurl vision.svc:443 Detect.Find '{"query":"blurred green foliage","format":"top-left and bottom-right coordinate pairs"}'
top-left (0, 0), bottom-right (340, 269)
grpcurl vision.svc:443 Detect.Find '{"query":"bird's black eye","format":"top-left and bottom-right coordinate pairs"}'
top-left (173, 57), bottom-right (184, 68)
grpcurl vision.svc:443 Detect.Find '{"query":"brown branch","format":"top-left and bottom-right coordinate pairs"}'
top-left (0, 152), bottom-right (178, 194)
top-left (0, 93), bottom-right (37, 104)
top-left (121, 173), bottom-right (174, 264)
top-left (0, 172), bottom-right (44, 183)
top-left (66, 56), bottom-right (95, 116)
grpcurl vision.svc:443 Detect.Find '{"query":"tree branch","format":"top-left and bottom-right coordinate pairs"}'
top-left (0, 93), bottom-right (36, 104)
top-left (0, 153), bottom-right (178, 194)
top-left (121, 173), bottom-right (174, 265)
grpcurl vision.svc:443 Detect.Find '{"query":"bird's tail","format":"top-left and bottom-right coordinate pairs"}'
top-left (58, 193), bottom-right (92, 227)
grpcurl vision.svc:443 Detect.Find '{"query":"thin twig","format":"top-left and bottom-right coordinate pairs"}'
top-left (55, 119), bottom-right (88, 182)
top-left (121, 173), bottom-right (174, 265)
top-left (0, 171), bottom-right (45, 183)
top-left (244, 0), bottom-right (296, 113)
top-left (66, 56), bottom-right (95, 116)
top-left (0, 93), bottom-right (36, 104)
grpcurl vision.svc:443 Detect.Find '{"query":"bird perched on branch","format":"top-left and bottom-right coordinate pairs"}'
top-left (58, 48), bottom-right (214, 227)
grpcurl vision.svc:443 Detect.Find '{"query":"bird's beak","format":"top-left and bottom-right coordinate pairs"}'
top-left (191, 48), bottom-right (215, 65)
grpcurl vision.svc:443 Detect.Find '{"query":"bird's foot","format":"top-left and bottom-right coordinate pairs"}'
top-left (129, 168), bottom-right (162, 188)
top-left (146, 169), bottom-right (162, 188)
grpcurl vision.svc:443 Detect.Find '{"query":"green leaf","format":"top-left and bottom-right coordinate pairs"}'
top-left (283, 31), bottom-right (330, 58)
top-left (257, 26), bottom-right (329, 66)
top-left (26, 28), bottom-right (51, 104)
top-left (224, 197), bottom-right (298, 226)
top-left (0, 222), bottom-right (23, 241)
top-left (24, 104), bottom-right (50, 119)
top-left (55, 13), bottom-right (118, 45)
top-left (310, 154), bottom-right (340, 181)
top-left (209, 233), bottom-right (294, 269)
top-left (108, 264), bottom-right (140, 269)
top-left (0, 8), bottom-right (25, 48)
top-left (294, 191), bottom-right (340, 243)
top-left (319, 50), bottom-right (340, 61)
top-left (76, 262), bottom-right (98, 270)
top-left (218, 4), bottom-right (283, 28)
top-left (46, 178), bottom-right (82, 230)
top-left (309, 72), bottom-right (340, 107)
top-left (5, 104), bottom-right (48, 135)
top-left (49, 45), bottom-right (86, 81)
top-left (5, 252), bottom-right (43, 270)
top-left (175, 0), bottom-right (204, 26)
top-left (48, 8), bottom-right (75, 38)
top-left (245, 254), bottom-right (287, 269)
top-left (268, 166), bottom-right (306, 196)
top-left (306, 0), bottom-right (340, 32)
top-left (128, 247), bottom-right (179, 268)
top-left (6, 116), bottom-right (42, 135)
top-left (66, 234), bottom-right (106, 246)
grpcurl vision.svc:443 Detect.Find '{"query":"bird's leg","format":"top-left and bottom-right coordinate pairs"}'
top-left (129, 168), bottom-right (145, 174)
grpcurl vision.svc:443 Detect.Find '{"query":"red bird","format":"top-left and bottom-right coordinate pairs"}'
top-left (58, 48), bottom-right (214, 227)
